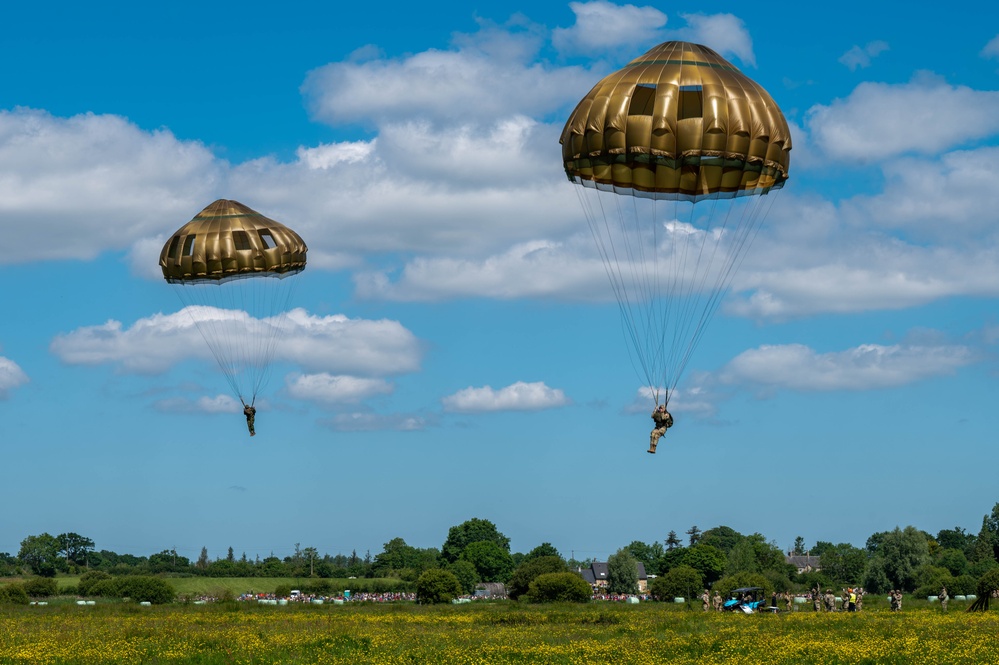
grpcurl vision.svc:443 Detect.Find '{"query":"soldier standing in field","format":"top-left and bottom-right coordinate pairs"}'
top-left (713, 590), bottom-right (723, 611)
top-left (701, 589), bottom-right (710, 611)
top-left (938, 586), bottom-right (948, 612)
top-left (813, 586), bottom-right (822, 612)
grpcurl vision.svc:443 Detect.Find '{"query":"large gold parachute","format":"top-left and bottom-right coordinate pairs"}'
top-left (160, 200), bottom-right (308, 407)
top-left (561, 41), bottom-right (791, 407)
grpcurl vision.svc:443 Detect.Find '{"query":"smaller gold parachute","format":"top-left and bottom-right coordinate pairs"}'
top-left (159, 199), bottom-right (308, 410)
top-left (560, 41), bottom-right (791, 200)
top-left (160, 199), bottom-right (307, 283)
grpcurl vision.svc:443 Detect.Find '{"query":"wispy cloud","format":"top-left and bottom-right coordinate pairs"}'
top-left (442, 381), bottom-right (570, 413)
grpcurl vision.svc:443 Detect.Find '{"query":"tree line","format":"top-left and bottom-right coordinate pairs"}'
top-left (5, 503), bottom-right (999, 602)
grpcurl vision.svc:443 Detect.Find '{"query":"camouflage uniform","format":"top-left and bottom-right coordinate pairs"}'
top-left (785, 591), bottom-right (793, 611)
top-left (243, 404), bottom-right (256, 436)
top-left (938, 586), bottom-right (948, 612)
top-left (855, 587), bottom-right (864, 612)
top-left (701, 590), bottom-right (710, 611)
top-left (713, 591), bottom-right (722, 611)
top-left (647, 405), bottom-right (673, 454)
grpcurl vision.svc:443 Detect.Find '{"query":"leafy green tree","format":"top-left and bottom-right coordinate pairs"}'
top-left (986, 502), bottom-right (999, 561)
top-left (259, 556), bottom-right (289, 577)
top-left (441, 518), bottom-right (510, 563)
top-left (372, 538), bottom-right (440, 577)
top-left (936, 548), bottom-right (969, 577)
top-left (681, 544), bottom-right (726, 586)
top-left (657, 546), bottom-right (687, 575)
top-left (700, 526), bottom-right (743, 554)
top-left (793, 536), bottom-right (806, 555)
top-left (936, 527), bottom-right (973, 553)
top-left (665, 531), bottom-right (683, 550)
top-left (415, 568), bottom-right (461, 604)
top-left (686, 526), bottom-right (702, 546)
top-left (725, 539), bottom-right (758, 575)
top-left (18, 533), bottom-right (61, 577)
top-left (508, 555), bottom-right (567, 600)
top-left (460, 540), bottom-right (514, 583)
top-left (527, 572), bottom-right (591, 603)
top-left (524, 543), bottom-right (561, 561)
top-left (446, 560), bottom-right (479, 595)
top-left (57, 533), bottom-right (94, 568)
top-left (148, 550), bottom-right (190, 574)
top-left (0, 552), bottom-right (18, 576)
top-left (606, 548), bottom-right (639, 595)
top-left (196, 547), bottom-right (209, 571)
top-left (819, 543), bottom-right (868, 584)
top-left (301, 547), bottom-right (319, 576)
top-left (745, 534), bottom-right (792, 576)
top-left (624, 540), bottom-right (663, 569)
top-left (862, 526), bottom-right (929, 592)
top-left (650, 565), bottom-right (703, 601)
top-left (970, 515), bottom-right (998, 566)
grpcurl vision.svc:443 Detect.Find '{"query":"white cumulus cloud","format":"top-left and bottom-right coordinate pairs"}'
top-left (805, 74), bottom-right (999, 162)
top-left (50, 307), bottom-right (422, 377)
top-left (286, 373), bottom-right (394, 405)
top-left (675, 13), bottom-right (755, 67)
top-left (718, 341), bottom-right (975, 392)
top-left (442, 381), bottom-right (570, 413)
top-left (0, 108), bottom-right (220, 263)
top-left (0, 356), bottom-right (29, 398)
top-left (553, 1), bottom-right (667, 55)
top-left (153, 394), bottom-right (241, 414)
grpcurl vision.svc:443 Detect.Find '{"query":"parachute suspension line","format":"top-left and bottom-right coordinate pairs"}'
top-left (575, 186), bottom-right (657, 394)
top-left (170, 286), bottom-right (243, 403)
top-left (668, 190), bottom-right (781, 397)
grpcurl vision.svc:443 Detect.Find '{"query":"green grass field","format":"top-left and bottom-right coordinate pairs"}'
top-left (1, 576), bottom-right (397, 597)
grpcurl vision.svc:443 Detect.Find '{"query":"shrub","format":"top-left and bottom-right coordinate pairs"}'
top-left (508, 556), bottom-right (567, 600)
top-left (447, 560), bottom-right (480, 596)
top-left (649, 565), bottom-right (703, 601)
top-left (977, 568), bottom-right (999, 597)
top-left (87, 576), bottom-right (175, 604)
top-left (21, 577), bottom-right (58, 597)
top-left (0, 584), bottom-right (29, 605)
top-left (415, 569), bottom-right (462, 605)
top-left (117, 576), bottom-right (175, 604)
top-left (78, 570), bottom-right (113, 596)
top-left (526, 572), bottom-right (592, 603)
top-left (273, 584), bottom-right (292, 598)
top-left (950, 574), bottom-right (977, 596)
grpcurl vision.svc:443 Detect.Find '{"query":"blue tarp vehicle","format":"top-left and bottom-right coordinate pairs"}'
top-left (723, 587), bottom-right (767, 614)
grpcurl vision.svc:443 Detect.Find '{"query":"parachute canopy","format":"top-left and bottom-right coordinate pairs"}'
top-left (160, 199), bottom-right (307, 284)
top-left (159, 200), bottom-right (308, 406)
top-left (560, 42), bottom-right (790, 407)
top-left (561, 41), bottom-right (791, 201)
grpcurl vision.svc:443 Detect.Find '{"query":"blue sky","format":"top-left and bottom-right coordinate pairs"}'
top-left (2, 0), bottom-right (998, 564)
